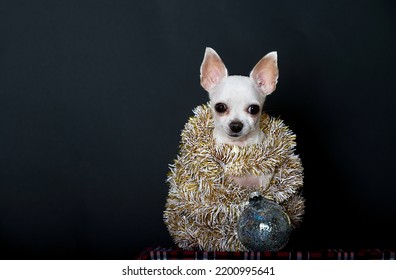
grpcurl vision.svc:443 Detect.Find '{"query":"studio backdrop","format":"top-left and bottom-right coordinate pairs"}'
top-left (0, 0), bottom-right (395, 259)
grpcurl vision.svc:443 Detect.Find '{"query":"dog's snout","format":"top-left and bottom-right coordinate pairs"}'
top-left (229, 121), bottom-right (243, 133)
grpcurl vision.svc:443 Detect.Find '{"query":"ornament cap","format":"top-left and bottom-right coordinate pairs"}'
top-left (249, 191), bottom-right (263, 201)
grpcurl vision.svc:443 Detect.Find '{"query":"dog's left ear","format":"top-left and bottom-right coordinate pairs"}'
top-left (250, 52), bottom-right (279, 96)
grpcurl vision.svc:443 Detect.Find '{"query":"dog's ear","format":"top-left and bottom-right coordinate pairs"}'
top-left (200, 47), bottom-right (228, 93)
top-left (250, 51), bottom-right (279, 96)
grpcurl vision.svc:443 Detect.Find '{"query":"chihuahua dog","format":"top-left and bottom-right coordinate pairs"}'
top-left (200, 47), bottom-right (279, 188)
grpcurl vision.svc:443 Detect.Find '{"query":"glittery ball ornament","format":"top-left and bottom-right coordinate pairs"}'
top-left (237, 192), bottom-right (292, 252)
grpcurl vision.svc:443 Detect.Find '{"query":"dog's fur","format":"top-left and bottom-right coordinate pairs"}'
top-left (200, 48), bottom-right (279, 188)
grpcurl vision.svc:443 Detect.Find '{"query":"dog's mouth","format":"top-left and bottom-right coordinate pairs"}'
top-left (228, 132), bottom-right (242, 138)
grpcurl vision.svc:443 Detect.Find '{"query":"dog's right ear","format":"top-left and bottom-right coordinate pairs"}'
top-left (200, 47), bottom-right (228, 93)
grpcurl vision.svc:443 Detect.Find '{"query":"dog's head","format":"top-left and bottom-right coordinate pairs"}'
top-left (200, 48), bottom-right (279, 145)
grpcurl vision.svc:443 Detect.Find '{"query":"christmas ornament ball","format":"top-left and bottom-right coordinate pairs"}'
top-left (237, 192), bottom-right (292, 252)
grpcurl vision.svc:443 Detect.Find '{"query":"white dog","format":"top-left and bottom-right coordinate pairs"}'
top-left (200, 47), bottom-right (279, 188)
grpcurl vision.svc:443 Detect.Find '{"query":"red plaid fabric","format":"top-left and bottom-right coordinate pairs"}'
top-left (138, 247), bottom-right (396, 260)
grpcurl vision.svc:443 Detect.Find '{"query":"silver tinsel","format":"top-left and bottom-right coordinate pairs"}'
top-left (164, 104), bottom-right (304, 251)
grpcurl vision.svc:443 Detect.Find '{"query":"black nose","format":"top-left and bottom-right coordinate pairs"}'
top-left (229, 121), bottom-right (243, 133)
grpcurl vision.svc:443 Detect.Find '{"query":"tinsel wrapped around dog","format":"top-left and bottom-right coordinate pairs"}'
top-left (164, 104), bottom-right (304, 251)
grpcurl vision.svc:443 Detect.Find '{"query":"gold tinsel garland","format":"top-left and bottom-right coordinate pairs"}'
top-left (164, 104), bottom-right (304, 251)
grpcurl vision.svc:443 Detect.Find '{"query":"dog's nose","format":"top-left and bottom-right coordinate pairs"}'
top-left (229, 121), bottom-right (243, 133)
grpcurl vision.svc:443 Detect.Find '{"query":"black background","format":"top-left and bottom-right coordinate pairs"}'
top-left (0, 0), bottom-right (395, 259)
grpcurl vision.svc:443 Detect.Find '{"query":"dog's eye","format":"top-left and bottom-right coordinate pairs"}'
top-left (247, 105), bottom-right (260, 115)
top-left (215, 103), bottom-right (227, 113)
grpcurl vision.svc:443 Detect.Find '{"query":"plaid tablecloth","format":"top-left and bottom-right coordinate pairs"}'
top-left (138, 247), bottom-right (395, 260)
